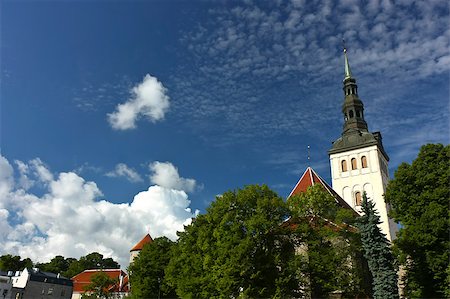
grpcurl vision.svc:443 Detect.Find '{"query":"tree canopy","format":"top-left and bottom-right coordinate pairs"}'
top-left (166, 185), bottom-right (292, 298)
top-left (288, 184), bottom-right (370, 298)
top-left (128, 237), bottom-right (176, 299)
top-left (385, 143), bottom-right (449, 298)
top-left (11, 252), bottom-right (121, 279)
top-left (82, 271), bottom-right (118, 299)
top-left (0, 254), bottom-right (32, 272)
top-left (163, 184), bottom-right (371, 298)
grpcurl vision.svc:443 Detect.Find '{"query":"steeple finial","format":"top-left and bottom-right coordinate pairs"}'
top-left (343, 40), bottom-right (352, 80)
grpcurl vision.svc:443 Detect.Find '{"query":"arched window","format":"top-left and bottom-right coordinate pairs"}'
top-left (361, 156), bottom-right (368, 168)
top-left (351, 158), bottom-right (357, 170)
top-left (356, 110), bottom-right (361, 118)
top-left (349, 110), bottom-right (354, 118)
top-left (355, 192), bottom-right (362, 206)
top-left (341, 160), bottom-right (347, 172)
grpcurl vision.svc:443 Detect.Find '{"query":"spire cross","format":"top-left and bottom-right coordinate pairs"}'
top-left (343, 40), bottom-right (352, 79)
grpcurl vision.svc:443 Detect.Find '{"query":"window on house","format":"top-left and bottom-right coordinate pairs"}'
top-left (351, 158), bottom-right (357, 170)
top-left (355, 192), bottom-right (362, 206)
top-left (341, 160), bottom-right (347, 172)
top-left (361, 156), bottom-right (368, 168)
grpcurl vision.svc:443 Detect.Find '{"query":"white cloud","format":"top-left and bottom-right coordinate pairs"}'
top-left (0, 155), bottom-right (198, 269)
top-left (108, 74), bottom-right (170, 130)
top-left (30, 158), bottom-right (54, 183)
top-left (149, 161), bottom-right (197, 193)
top-left (0, 156), bottom-right (14, 200)
top-left (106, 163), bottom-right (143, 183)
top-left (14, 160), bottom-right (34, 190)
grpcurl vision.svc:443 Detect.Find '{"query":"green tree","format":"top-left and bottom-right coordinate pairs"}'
top-left (128, 237), bottom-right (176, 298)
top-left (36, 255), bottom-right (71, 275)
top-left (166, 185), bottom-right (292, 298)
top-left (357, 193), bottom-right (399, 299)
top-left (64, 252), bottom-right (119, 278)
top-left (0, 255), bottom-right (33, 272)
top-left (385, 143), bottom-right (449, 298)
top-left (287, 184), bottom-right (370, 298)
top-left (82, 271), bottom-right (117, 299)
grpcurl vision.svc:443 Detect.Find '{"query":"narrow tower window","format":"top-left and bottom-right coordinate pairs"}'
top-left (349, 110), bottom-right (354, 118)
top-left (355, 192), bottom-right (362, 206)
top-left (361, 156), bottom-right (368, 168)
top-left (341, 160), bottom-right (347, 172)
top-left (356, 110), bottom-right (361, 118)
top-left (351, 158), bottom-right (357, 170)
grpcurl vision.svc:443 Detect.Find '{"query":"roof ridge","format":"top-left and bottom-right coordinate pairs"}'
top-left (288, 167), bottom-right (311, 198)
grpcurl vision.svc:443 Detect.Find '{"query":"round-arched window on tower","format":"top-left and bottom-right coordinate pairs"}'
top-left (355, 191), bottom-right (362, 206)
top-left (349, 110), bottom-right (354, 118)
top-left (341, 160), bottom-right (347, 172)
top-left (361, 156), bottom-right (368, 168)
top-left (351, 158), bottom-right (357, 170)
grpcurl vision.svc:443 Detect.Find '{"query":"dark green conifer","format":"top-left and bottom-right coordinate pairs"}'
top-left (358, 193), bottom-right (399, 299)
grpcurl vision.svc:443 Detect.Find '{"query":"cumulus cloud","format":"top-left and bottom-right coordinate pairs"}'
top-left (0, 155), bottom-right (198, 268)
top-left (106, 163), bottom-right (143, 183)
top-left (108, 74), bottom-right (170, 130)
top-left (149, 161), bottom-right (197, 193)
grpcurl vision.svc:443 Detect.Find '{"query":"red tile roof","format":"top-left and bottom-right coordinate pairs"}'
top-left (288, 167), bottom-right (356, 212)
top-left (130, 233), bottom-right (153, 252)
top-left (71, 269), bottom-right (128, 293)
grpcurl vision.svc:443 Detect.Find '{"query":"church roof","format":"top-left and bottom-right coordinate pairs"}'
top-left (288, 167), bottom-right (355, 212)
top-left (130, 233), bottom-right (153, 252)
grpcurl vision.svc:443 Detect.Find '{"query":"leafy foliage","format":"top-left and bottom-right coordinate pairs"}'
top-left (385, 143), bottom-right (450, 298)
top-left (34, 252), bottom-right (119, 278)
top-left (64, 252), bottom-right (119, 278)
top-left (82, 271), bottom-right (118, 299)
top-left (166, 185), bottom-right (292, 298)
top-left (128, 237), bottom-right (176, 299)
top-left (35, 255), bottom-right (75, 276)
top-left (357, 193), bottom-right (399, 299)
top-left (287, 184), bottom-right (370, 298)
top-left (0, 254), bottom-right (32, 272)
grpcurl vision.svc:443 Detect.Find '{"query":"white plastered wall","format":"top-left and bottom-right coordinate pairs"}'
top-left (330, 145), bottom-right (398, 241)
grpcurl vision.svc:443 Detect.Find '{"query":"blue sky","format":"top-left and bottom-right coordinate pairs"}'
top-left (1, 0), bottom-right (448, 268)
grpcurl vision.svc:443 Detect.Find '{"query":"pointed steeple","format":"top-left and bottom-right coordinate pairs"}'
top-left (329, 46), bottom-right (389, 162)
top-left (340, 46), bottom-right (368, 133)
top-left (344, 47), bottom-right (352, 80)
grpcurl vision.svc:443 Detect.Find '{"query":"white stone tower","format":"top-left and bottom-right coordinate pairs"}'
top-left (328, 47), bottom-right (398, 241)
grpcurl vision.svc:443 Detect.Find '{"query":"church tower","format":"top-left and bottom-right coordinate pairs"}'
top-left (328, 47), bottom-right (397, 241)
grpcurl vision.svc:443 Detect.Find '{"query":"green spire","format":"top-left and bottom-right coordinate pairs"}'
top-left (344, 47), bottom-right (352, 80)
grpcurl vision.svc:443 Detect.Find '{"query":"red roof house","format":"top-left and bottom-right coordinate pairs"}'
top-left (71, 269), bottom-right (129, 299)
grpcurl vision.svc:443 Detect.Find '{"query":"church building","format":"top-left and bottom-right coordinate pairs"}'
top-left (290, 47), bottom-right (397, 241)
